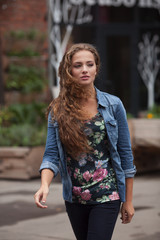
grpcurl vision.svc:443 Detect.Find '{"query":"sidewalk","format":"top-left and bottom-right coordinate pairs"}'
top-left (0, 172), bottom-right (160, 240)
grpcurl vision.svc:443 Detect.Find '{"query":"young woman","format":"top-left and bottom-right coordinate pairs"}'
top-left (34, 43), bottom-right (136, 240)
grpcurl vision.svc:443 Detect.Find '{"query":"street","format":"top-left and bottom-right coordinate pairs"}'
top-left (0, 172), bottom-right (160, 240)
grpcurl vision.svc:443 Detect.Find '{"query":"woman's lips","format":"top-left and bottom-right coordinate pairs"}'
top-left (81, 76), bottom-right (89, 80)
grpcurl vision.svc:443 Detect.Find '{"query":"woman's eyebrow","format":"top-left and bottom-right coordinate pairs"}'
top-left (73, 60), bottom-right (94, 64)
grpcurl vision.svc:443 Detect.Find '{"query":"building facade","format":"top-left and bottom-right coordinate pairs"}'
top-left (49, 1), bottom-right (160, 116)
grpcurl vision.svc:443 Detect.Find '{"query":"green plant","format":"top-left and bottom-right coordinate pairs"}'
top-left (127, 113), bottom-right (134, 119)
top-left (0, 107), bottom-right (13, 126)
top-left (5, 29), bottom-right (46, 57)
top-left (147, 104), bottom-right (160, 118)
top-left (0, 124), bottom-right (47, 147)
top-left (0, 102), bottom-right (48, 127)
top-left (26, 29), bottom-right (38, 40)
top-left (27, 29), bottom-right (45, 41)
top-left (7, 48), bottom-right (40, 57)
top-left (9, 30), bottom-right (26, 40)
top-left (0, 102), bottom-right (48, 146)
top-left (7, 29), bottom-right (45, 41)
top-left (6, 64), bottom-right (46, 93)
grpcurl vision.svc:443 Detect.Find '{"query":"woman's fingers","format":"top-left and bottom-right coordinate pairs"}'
top-left (121, 207), bottom-right (127, 223)
top-left (34, 188), bottom-right (49, 208)
top-left (121, 210), bottom-right (133, 224)
top-left (120, 202), bottom-right (134, 224)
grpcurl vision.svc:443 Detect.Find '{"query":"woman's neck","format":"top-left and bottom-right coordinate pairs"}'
top-left (80, 85), bottom-right (96, 100)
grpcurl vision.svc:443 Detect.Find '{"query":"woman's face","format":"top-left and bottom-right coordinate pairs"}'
top-left (71, 50), bottom-right (97, 88)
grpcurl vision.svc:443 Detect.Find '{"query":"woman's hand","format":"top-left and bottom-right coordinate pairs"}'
top-left (34, 169), bottom-right (54, 208)
top-left (120, 201), bottom-right (135, 224)
top-left (34, 185), bottom-right (49, 209)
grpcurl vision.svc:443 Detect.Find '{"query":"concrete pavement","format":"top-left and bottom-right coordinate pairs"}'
top-left (0, 172), bottom-right (160, 240)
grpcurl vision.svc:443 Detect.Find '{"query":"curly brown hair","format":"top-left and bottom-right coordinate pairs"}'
top-left (49, 43), bottom-right (100, 158)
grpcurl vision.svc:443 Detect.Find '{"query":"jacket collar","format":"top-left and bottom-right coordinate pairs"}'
top-left (95, 87), bottom-right (107, 108)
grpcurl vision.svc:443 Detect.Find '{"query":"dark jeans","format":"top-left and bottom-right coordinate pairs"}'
top-left (65, 200), bottom-right (121, 240)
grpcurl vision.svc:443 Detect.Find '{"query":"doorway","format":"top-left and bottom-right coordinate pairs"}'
top-left (95, 25), bottom-right (136, 113)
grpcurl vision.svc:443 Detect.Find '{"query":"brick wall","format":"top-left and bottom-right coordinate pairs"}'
top-left (0, 0), bottom-right (50, 105)
top-left (0, 0), bottom-right (48, 33)
top-left (0, 0), bottom-right (48, 61)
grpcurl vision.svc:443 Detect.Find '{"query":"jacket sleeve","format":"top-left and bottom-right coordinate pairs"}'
top-left (39, 112), bottom-right (60, 177)
top-left (115, 99), bottom-right (136, 178)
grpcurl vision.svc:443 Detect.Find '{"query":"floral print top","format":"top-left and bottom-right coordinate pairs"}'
top-left (66, 112), bottom-right (120, 204)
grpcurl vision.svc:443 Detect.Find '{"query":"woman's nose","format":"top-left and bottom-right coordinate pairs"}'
top-left (82, 65), bottom-right (88, 73)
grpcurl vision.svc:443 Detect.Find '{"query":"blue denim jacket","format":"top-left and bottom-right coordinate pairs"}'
top-left (39, 88), bottom-right (136, 202)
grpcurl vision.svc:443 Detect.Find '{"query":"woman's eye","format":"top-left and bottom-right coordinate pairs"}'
top-left (88, 64), bottom-right (94, 67)
top-left (74, 65), bottom-right (81, 68)
top-left (73, 63), bottom-right (94, 68)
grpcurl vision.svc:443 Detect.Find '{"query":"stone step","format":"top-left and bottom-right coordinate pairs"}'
top-left (0, 146), bottom-right (45, 180)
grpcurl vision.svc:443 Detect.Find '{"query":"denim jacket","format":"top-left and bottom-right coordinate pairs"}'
top-left (39, 87), bottom-right (136, 202)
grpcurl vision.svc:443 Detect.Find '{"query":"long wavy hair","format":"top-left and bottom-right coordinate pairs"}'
top-left (48, 43), bottom-right (100, 158)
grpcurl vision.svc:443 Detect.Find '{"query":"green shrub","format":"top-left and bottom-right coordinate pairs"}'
top-left (5, 29), bottom-right (46, 57)
top-left (0, 103), bottom-right (48, 127)
top-left (8, 29), bottom-right (45, 41)
top-left (0, 124), bottom-right (47, 147)
top-left (6, 64), bottom-right (46, 93)
top-left (0, 102), bottom-right (48, 146)
top-left (7, 48), bottom-right (40, 57)
top-left (9, 30), bottom-right (26, 40)
top-left (0, 107), bottom-right (13, 126)
top-left (127, 113), bottom-right (134, 119)
top-left (147, 105), bottom-right (160, 118)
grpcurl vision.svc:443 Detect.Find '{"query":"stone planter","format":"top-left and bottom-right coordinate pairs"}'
top-left (128, 119), bottom-right (160, 173)
top-left (0, 119), bottom-right (160, 179)
top-left (0, 146), bottom-right (45, 180)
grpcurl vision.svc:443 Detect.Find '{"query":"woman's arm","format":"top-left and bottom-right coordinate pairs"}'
top-left (120, 178), bottom-right (135, 224)
top-left (34, 169), bottom-right (54, 208)
top-left (34, 112), bottom-right (60, 208)
top-left (114, 99), bottom-right (135, 223)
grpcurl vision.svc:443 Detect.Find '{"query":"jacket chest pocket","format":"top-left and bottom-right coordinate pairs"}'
top-left (105, 120), bottom-right (118, 143)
